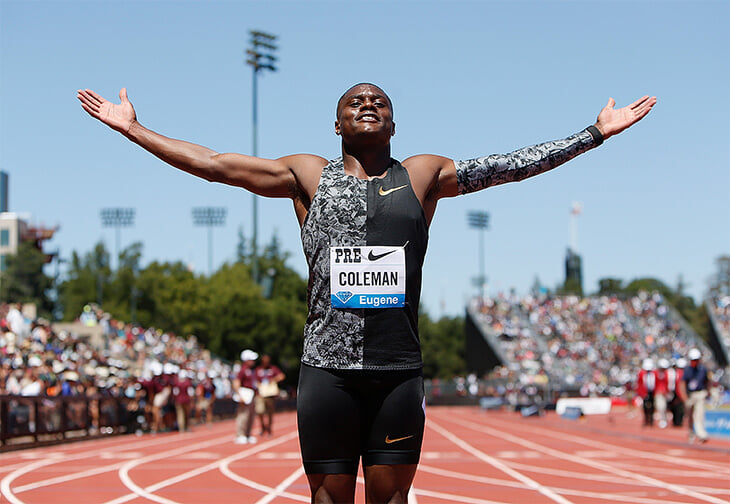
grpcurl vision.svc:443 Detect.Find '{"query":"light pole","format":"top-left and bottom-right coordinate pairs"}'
top-left (100, 207), bottom-right (135, 270)
top-left (192, 207), bottom-right (227, 275)
top-left (569, 201), bottom-right (583, 254)
top-left (468, 210), bottom-right (490, 301)
top-left (246, 29), bottom-right (277, 283)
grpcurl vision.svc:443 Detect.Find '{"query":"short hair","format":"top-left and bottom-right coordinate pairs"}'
top-left (336, 83), bottom-right (393, 118)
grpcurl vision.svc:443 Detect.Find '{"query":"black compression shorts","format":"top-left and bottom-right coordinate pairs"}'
top-left (297, 363), bottom-right (425, 475)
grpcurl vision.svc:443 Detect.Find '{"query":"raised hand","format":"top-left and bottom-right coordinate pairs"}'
top-left (77, 88), bottom-right (137, 136)
top-left (594, 95), bottom-right (656, 140)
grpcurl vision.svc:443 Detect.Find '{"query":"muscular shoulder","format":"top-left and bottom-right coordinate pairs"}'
top-left (279, 153), bottom-right (329, 199)
top-left (402, 154), bottom-right (457, 201)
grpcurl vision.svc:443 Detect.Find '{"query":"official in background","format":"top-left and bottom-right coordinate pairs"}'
top-left (681, 349), bottom-right (709, 443)
top-left (255, 355), bottom-right (286, 437)
top-left (637, 358), bottom-right (656, 427)
top-left (234, 349), bottom-right (259, 445)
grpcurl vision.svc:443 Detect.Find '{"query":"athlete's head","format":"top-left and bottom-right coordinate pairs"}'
top-left (335, 83), bottom-right (395, 141)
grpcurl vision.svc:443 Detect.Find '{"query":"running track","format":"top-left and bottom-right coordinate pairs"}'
top-left (2, 406), bottom-right (729, 503)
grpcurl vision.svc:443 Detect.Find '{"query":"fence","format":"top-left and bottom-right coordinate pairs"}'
top-left (0, 394), bottom-right (238, 452)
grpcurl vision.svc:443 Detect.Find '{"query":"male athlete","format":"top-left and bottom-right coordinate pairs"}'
top-left (78, 83), bottom-right (655, 503)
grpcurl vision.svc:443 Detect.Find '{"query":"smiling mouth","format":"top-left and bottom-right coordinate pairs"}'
top-left (357, 113), bottom-right (379, 122)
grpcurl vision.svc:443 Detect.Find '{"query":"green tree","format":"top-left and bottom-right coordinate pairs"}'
top-left (58, 242), bottom-right (110, 320)
top-left (420, 311), bottom-right (466, 379)
top-left (104, 242), bottom-right (143, 323)
top-left (623, 277), bottom-right (674, 298)
top-left (0, 240), bottom-right (54, 316)
top-left (597, 277), bottom-right (624, 295)
top-left (135, 260), bottom-right (208, 337)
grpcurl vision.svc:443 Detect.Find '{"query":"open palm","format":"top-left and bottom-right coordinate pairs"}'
top-left (77, 88), bottom-right (137, 135)
top-left (596, 95), bottom-right (656, 140)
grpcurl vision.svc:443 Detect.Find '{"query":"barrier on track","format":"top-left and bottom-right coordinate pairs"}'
top-left (0, 394), bottom-right (240, 451)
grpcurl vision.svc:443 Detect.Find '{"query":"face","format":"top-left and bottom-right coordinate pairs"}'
top-left (335, 83), bottom-right (395, 142)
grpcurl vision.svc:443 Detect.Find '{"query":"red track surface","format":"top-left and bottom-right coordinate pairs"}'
top-left (2, 406), bottom-right (729, 503)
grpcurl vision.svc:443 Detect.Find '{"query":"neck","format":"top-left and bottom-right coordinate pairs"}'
top-left (341, 142), bottom-right (391, 179)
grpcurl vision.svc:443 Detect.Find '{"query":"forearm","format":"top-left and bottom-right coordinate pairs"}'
top-left (125, 120), bottom-right (221, 182)
top-left (454, 126), bottom-right (603, 195)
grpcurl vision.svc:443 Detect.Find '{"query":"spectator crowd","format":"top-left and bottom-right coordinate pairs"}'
top-left (0, 302), bottom-right (285, 437)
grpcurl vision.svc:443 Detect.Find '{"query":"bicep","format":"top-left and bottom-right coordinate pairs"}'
top-left (210, 153), bottom-right (297, 198)
top-left (211, 153), bottom-right (325, 199)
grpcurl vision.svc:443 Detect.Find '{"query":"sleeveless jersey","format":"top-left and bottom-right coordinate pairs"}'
top-left (300, 157), bottom-right (428, 370)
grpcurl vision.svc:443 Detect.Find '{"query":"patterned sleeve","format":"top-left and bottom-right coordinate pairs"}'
top-left (454, 127), bottom-right (602, 195)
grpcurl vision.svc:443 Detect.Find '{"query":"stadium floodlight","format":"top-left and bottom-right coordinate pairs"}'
top-left (467, 211), bottom-right (490, 300)
top-left (246, 29), bottom-right (278, 283)
top-left (569, 201), bottom-right (583, 253)
top-left (100, 207), bottom-right (135, 270)
top-left (192, 206), bottom-right (227, 275)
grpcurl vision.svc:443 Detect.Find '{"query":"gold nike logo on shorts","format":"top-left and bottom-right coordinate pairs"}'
top-left (385, 434), bottom-right (414, 444)
top-left (378, 184), bottom-right (408, 196)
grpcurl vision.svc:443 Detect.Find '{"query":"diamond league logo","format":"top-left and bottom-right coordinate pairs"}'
top-left (335, 291), bottom-right (354, 304)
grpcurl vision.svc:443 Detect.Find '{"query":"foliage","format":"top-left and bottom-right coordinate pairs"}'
top-left (0, 240), bottom-right (54, 317)
top-left (58, 243), bottom-right (111, 320)
top-left (58, 236), bottom-right (309, 382)
top-left (596, 277), bottom-right (624, 295)
top-left (420, 310), bottom-right (466, 379)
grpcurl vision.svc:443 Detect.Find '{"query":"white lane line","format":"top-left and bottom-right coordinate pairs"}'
top-left (13, 461), bottom-right (126, 493)
top-left (428, 419), bottom-right (575, 504)
top-left (495, 416), bottom-right (730, 475)
top-left (218, 431), bottom-right (309, 503)
top-left (253, 466), bottom-right (307, 504)
top-left (1, 430), bottom-right (237, 503)
top-left (504, 460), bottom-right (730, 496)
top-left (418, 464), bottom-right (543, 489)
top-left (411, 486), bottom-right (512, 504)
top-left (1, 457), bottom-right (63, 504)
top-left (418, 464), bottom-right (684, 504)
top-left (440, 413), bottom-right (730, 504)
top-left (106, 427), bottom-right (298, 504)
top-left (104, 434), bottom-right (246, 504)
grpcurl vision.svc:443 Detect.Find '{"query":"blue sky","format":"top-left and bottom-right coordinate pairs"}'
top-left (1, 0), bottom-right (728, 317)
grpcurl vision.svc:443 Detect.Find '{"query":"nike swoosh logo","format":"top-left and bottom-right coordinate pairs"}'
top-left (385, 434), bottom-right (414, 444)
top-left (368, 249), bottom-right (397, 261)
top-left (378, 184), bottom-right (408, 196)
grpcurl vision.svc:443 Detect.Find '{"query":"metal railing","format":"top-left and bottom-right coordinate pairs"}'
top-left (0, 395), bottom-right (239, 451)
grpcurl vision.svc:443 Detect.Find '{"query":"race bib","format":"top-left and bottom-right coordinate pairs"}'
top-left (330, 245), bottom-right (406, 308)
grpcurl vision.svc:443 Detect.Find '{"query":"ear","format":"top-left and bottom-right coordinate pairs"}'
top-left (391, 121), bottom-right (396, 137)
top-left (334, 119), bottom-right (341, 136)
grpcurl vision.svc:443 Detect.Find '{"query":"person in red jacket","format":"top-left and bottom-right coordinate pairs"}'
top-left (636, 358), bottom-right (656, 427)
top-left (255, 355), bottom-right (286, 437)
top-left (234, 349), bottom-right (259, 445)
top-left (172, 370), bottom-right (194, 432)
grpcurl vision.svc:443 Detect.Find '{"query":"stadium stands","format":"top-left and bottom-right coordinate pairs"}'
top-left (466, 291), bottom-right (722, 400)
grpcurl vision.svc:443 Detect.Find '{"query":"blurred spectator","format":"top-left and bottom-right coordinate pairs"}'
top-left (255, 354), bottom-right (285, 437)
top-left (636, 358), bottom-right (656, 427)
top-left (668, 358), bottom-right (686, 427)
top-left (234, 349), bottom-right (259, 445)
top-left (172, 369), bottom-right (194, 432)
top-left (654, 358), bottom-right (670, 428)
top-left (194, 371), bottom-right (216, 427)
top-left (682, 348), bottom-right (709, 443)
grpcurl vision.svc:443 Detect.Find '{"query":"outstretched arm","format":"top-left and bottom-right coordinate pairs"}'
top-left (77, 88), bottom-right (322, 198)
top-left (425, 95), bottom-right (656, 199)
